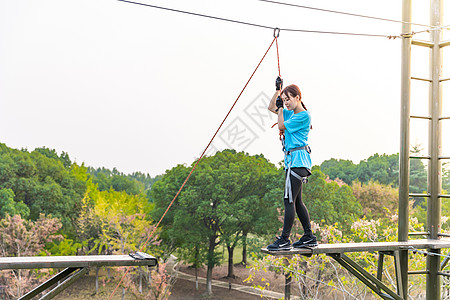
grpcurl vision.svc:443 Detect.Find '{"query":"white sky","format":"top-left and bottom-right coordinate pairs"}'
top-left (1, 0), bottom-right (450, 177)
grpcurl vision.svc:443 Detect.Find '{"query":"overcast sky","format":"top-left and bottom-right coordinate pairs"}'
top-left (1, 0), bottom-right (450, 177)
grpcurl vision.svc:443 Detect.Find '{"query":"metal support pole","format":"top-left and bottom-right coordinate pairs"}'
top-left (427, 0), bottom-right (443, 299)
top-left (394, 251), bottom-right (405, 298)
top-left (399, 0), bottom-right (412, 298)
top-left (377, 252), bottom-right (385, 281)
top-left (285, 271), bottom-right (292, 300)
top-left (284, 257), bottom-right (291, 300)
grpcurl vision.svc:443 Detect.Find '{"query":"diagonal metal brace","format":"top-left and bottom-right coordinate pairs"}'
top-left (18, 267), bottom-right (85, 300)
top-left (40, 267), bottom-right (89, 300)
top-left (327, 253), bottom-right (403, 300)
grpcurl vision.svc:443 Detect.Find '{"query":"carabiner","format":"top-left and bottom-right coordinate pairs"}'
top-left (273, 28), bottom-right (280, 38)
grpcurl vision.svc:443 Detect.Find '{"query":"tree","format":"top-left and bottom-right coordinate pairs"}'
top-left (94, 189), bottom-right (157, 255)
top-left (320, 158), bottom-right (357, 185)
top-left (352, 181), bottom-right (398, 220)
top-left (33, 147), bottom-right (72, 168)
top-left (87, 166), bottom-right (159, 196)
top-left (320, 153), bottom-right (399, 187)
top-left (0, 214), bottom-right (62, 298)
top-left (150, 164), bottom-right (191, 255)
top-left (151, 150), bottom-right (280, 294)
top-left (0, 144), bottom-right (85, 235)
top-left (0, 188), bottom-right (29, 219)
top-left (303, 167), bottom-right (362, 233)
top-left (355, 153), bottom-right (398, 186)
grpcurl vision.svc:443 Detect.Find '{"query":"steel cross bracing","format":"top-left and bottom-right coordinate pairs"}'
top-left (0, 254), bottom-right (157, 300)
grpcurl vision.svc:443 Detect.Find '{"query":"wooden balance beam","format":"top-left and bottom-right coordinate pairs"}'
top-left (0, 253), bottom-right (157, 300)
top-left (261, 239), bottom-right (450, 300)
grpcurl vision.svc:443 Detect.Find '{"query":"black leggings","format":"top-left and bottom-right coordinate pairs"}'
top-left (282, 167), bottom-right (312, 238)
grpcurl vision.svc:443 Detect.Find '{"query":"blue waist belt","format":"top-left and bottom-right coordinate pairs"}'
top-left (284, 145), bottom-right (311, 203)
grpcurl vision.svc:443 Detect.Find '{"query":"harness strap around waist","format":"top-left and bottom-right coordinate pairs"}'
top-left (286, 145), bottom-right (311, 155)
top-left (283, 144), bottom-right (311, 203)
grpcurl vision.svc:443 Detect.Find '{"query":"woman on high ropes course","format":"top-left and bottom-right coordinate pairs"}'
top-left (266, 77), bottom-right (317, 251)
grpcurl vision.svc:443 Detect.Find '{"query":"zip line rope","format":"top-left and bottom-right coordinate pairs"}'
top-left (117, 0), bottom-right (401, 39)
top-left (254, 0), bottom-right (434, 29)
top-left (108, 35), bottom-right (280, 300)
top-left (255, 0), bottom-right (450, 33)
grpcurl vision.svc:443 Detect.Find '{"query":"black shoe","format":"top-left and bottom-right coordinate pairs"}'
top-left (293, 234), bottom-right (318, 248)
top-left (267, 236), bottom-right (291, 251)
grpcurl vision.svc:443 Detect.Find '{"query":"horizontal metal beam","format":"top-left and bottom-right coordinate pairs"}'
top-left (411, 77), bottom-right (432, 82)
top-left (440, 40), bottom-right (450, 48)
top-left (408, 232), bottom-right (429, 236)
top-left (439, 116), bottom-right (450, 120)
top-left (409, 193), bottom-right (430, 198)
top-left (439, 78), bottom-right (450, 82)
top-left (409, 270), bottom-right (429, 275)
top-left (0, 254), bottom-right (157, 270)
top-left (438, 232), bottom-right (450, 237)
top-left (439, 156), bottom-right (450, 160)
top-left (410, 155), bottom-right (431, 159)
top-left (412, 39), bottom-right (433, 47)
top-left (437, 272), bottom-right (450, 277)
top-left (410, 115), bottom-right (431, 120)
top-left (439, 194), bottom-right (450, 199)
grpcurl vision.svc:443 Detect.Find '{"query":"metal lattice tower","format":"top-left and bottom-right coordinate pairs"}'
top-left (400, 0), bottom-right (450, 298)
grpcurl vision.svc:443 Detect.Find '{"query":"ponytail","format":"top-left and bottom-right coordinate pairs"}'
top-left (301, 101), bottom-right (312, 129)
top-left (301, 102), bottom-right (307, 111)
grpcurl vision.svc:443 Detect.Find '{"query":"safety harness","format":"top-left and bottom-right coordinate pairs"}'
top-left (282, 136), bottom-right (311, 203)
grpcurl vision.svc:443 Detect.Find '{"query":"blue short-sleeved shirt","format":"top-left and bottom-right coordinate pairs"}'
top-left (283, 109), bottom-right (312, 170)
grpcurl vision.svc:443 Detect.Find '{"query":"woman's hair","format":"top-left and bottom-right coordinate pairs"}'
top-left (282, 84), bottom-right (307, 111)
top-left (282, 84), bottom-right (312, 129)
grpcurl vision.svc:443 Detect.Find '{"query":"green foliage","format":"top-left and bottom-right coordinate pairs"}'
top-left (0, 143), bottom-right (86, 235)
top-left (319, 158), bottom-right (357, 185)
top-left (47, 238), bottom-right (82, 256)
top-left (320, 150), bottom-right (430, 206)
top-left (71, 165), bottom-right (160, 256)
top-left (0, 188), bottom-right (29, 219)
top-left (320, 153), bottom-right (399, 186)
top-left (303, 167), bottom-right (362, 233)
top-left (94, 189), bottom-right (157, 254)
top-left (409, 144), bottom-right (428, 196)
top-left (352, 180), bottom-right (398, 220)
top-left (33, 147), bottom-right (72, 168)
top-left (87, 166), bottom-right (160, 196)
top-left (151, 150), bottom-right (280, 286)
